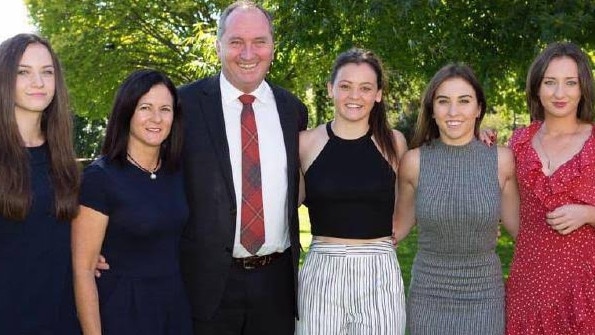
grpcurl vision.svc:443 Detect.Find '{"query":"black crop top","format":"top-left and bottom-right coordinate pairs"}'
top-left (303, 122), bottom-right (396, 239)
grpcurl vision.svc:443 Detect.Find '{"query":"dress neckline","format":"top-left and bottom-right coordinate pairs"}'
top-left (528, 121), bottom-right (595, 177)
top-left (432, 138), bottom-right (480, 153)
top-left (326, 122), bottom-right (372, 141)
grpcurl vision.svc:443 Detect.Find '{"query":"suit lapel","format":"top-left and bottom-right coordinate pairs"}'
top-left (199, 75), bottom-right (237, 206)
top-left (271, 86), bottom-right (299, 212)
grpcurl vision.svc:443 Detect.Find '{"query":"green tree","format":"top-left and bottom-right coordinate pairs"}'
top-left (27, 0), bottom-right (595, 145)
top-left (26, 0), bottom-right (225, 118)
top-left (271, 0), bottom-right (595, 139)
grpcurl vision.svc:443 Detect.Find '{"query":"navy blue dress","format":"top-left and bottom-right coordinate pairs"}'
top-left (0, 144), bottom-right (80, 334)
top-left (80, 157), bottom-right (192, 335)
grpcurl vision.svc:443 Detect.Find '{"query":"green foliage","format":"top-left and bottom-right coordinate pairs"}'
top-left (26, 0), bottom-right (225, 118)
top-left (25, 0), bottom-right (595, 154)
top-left (272, 0), bottom-right (595, 131)
top-left (73, 115), bottom-right (105, 159)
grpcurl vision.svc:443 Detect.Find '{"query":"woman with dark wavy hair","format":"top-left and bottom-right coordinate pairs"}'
top-left (506, 42), bottom-right (595, 334)
top-left (297, 48), bottom-right (407, 334)
top-left (0, 33), bottom-right (81, 334)
top-left (72, 69), bottom-right (191, 334)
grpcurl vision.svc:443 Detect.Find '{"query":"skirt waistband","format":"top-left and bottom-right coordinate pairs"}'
top-left (308, 240), bottom-right (395, 256)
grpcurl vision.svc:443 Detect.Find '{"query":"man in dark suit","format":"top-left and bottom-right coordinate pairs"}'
top-left (178, 1), bottom-right (307, 334)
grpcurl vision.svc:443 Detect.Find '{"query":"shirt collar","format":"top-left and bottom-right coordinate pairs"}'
top-left (220, 73), bottom-right (273, 106)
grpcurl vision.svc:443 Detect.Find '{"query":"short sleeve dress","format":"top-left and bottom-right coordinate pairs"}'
top-left (0, 144), bottom-right (80, 334)
top-left (506, 121), bottom-right (595, 334)
top-left (80, 156), bottom-right (192, 334)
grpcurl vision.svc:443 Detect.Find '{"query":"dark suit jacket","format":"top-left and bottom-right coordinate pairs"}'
top-left (178, 74), bottom-right (308, 320)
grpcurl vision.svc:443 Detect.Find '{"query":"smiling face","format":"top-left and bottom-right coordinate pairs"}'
top-left (14, 43), bottom-right (55, 116)
top-left (216, 7), bottom-right (274, 93)
top-left (328, 62), bottom-right (382, 124)
top-left (128, 84), bottom-right (174, 151)
top-left (538, 56), bottom-right (582, 120)
top-left (432, 77), bottom-right (481, 145)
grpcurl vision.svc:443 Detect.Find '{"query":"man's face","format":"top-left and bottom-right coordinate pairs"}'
top-left (216, 8), bottom-right (274, 93)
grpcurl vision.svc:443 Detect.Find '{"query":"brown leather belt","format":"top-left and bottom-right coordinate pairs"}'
top-left (232, 250), bottom-right (287, 270)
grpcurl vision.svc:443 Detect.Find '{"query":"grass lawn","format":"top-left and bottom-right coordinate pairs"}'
top-left (298, 205), bottom-right (516, 290)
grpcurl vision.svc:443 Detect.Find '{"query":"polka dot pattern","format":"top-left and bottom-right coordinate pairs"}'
top-left (506, 121), bottom-right (595, 334)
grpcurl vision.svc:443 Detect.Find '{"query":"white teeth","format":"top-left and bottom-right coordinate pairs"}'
top-left (346, 104), bottom-right (361, 108)
top-left (446, 121), bottom-right (462, 126)
top-left (239, 63), bottom-right (256, 69)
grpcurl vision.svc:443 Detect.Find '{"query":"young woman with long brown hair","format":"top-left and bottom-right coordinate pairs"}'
top-left (0, 33), bottom-right (80, 334)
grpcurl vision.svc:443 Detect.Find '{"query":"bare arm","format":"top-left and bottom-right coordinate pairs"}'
top-left (72, 205), bottom-right (109, 335)
top-left (297, 130), bottom-right (309, 206)
top-left (497, 146), bottom-right (520, 239)
top-left (390, 130), bottom-right (408, 244)
top-left (393, 148), bottom-right (419, 242)
top-left (392, 130), bottom-right (408, 163)
top-left (298, 170), bottom-right (305, 206)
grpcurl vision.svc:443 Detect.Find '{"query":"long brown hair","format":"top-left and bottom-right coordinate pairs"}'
top-left (411, 63), bottom-right (487, 148)
top-left (329, 48), bottom-right (399, 167)
top-left (0, 34), bottom-right (79, 221)
top-left (526, 42), bottom-right (594, 122)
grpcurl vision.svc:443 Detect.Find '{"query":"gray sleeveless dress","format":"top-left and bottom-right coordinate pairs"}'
top-left (407, 139), bottom-right (504, 335)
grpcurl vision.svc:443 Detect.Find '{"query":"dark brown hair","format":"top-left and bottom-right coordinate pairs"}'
top-left (0, 33), bottom-right (79, 221)
top-left (411, 63), bottom-right (487, 148)
top-left (102, 69), bottom-right (183, 171)
top-left (526, 42), bottom-right (594, 121)
top-left (329, 48), bottom-right (398, 167)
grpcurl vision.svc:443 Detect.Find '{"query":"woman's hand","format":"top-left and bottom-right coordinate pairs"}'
top-left (95, 254), bottom-right (110, 278)
top-left (546, 204), bottom-right (595, 235)
top-left (479, 128), bottom-right (497, 146)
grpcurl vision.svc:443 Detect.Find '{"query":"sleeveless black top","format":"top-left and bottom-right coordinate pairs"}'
top-left (304, 122), bottom-right (395, 239)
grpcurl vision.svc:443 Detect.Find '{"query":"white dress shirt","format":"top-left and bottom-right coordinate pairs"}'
top-left (220, 74), bottom-right (290, 257)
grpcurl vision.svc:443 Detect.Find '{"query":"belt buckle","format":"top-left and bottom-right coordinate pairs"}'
top-left (242, 258), bottom-right (257, 270)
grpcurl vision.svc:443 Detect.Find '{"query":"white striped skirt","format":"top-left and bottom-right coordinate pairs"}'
top-left (296, 240), bottom-right (406, 335)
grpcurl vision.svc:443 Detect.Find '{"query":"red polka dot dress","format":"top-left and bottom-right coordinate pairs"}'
top-left (506, 121), bottom-right (595, 334)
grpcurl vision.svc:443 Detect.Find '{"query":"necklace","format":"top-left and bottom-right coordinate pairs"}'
top-left (127, 153), bottom-right (159, 180)
top-left (535, 124), bottom-right (581, 173)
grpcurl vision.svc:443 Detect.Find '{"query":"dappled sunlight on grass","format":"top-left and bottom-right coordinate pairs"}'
top-left (396, 229), bottom-right (418, 291)
top-left (298, 205), bottom-right (311, 266)
top-left (497, 230), bottom-right (515, 279)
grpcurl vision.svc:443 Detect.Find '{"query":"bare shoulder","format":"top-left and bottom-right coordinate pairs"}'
top-left (299, 124), bottom-right (329, 172)
top-left (496, 145), bottom-right (514, 163)
top-left (399, 148), bottom-right (420, 179)
top-left (299, 124), bottom-right (326, 148)
top-left (401, 148), bottom-right (420, 167)
top-left (391, 129), bottom-right (408, 157)
top-left (496, 145), bottom-right (515, 175)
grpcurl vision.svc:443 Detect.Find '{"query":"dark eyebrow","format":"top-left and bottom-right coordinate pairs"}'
top-left (338, 80), bottom-right (374, 86)
top-left (543, 76), bottom-right (579, 80)
top-left (434, 94), bottom-right (473, 99)
top-left (18, 64), bottom-right (54, 69)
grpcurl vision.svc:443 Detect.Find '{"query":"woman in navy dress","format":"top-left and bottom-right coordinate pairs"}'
top-left (0, 34), bottom-right (81, 334)
top-left (72, 69), bottom-right (192, 334)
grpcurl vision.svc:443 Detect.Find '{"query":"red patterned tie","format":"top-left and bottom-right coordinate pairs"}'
top-left (239, 94), bottom-right (265, 254)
